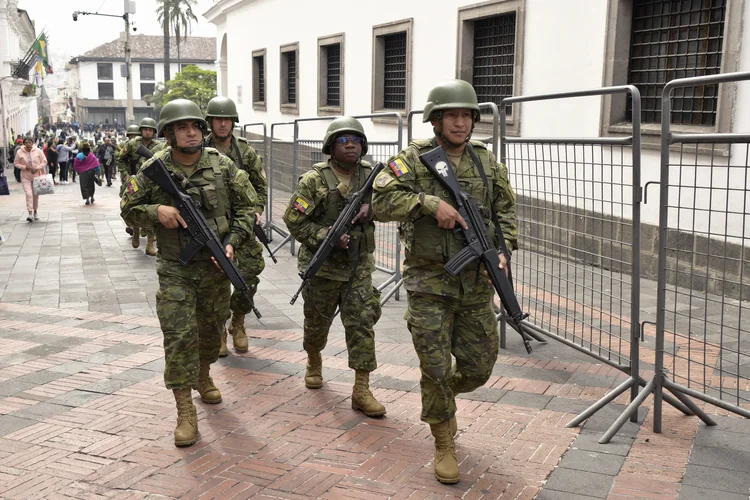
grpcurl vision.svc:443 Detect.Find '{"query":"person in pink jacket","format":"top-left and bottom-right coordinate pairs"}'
top-left (13, 136), bottom-right (47, 222)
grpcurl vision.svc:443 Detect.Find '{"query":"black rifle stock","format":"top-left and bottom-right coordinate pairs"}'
top-left (135, 145), bottom-right (262, 319)
top-left (254, 220), bottom-right (277, 264)
top-left (418, 146), bottom-right (533, 354)
top-left (289, 162), bottom-right (386, 305)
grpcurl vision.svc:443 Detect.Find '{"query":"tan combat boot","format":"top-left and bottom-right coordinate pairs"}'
top-left (450, 415), bottom-right (458, 437)
top-left (145, 235), bottom-right (157, 256)
top-left (173, 388), bottom-right (198, 447)
top-left (430, 421), bottom-right (460, 484)
top-left (131, 227), bottom-right (140, 249)
top-left (192, 363), bottom-right (222, 404)
top-left (227, 313), bottom-right (248, 352)
top-left (304, 351), bottom-right (323, 389)
top-left (219, 329), bottom-right (228, 357)
top-left (351, 370), bottom-right (386, 417)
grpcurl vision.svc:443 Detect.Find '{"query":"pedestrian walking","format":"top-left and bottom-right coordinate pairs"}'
top-left (13, 136), bottom-right (47, 222)
top-left (73, 141), bottom-right (100, 205)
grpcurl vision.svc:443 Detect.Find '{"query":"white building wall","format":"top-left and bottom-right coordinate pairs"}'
top-left (77, 60), bottom-right (215, 100)
top-left (207, 0), bottom-right (750, 236)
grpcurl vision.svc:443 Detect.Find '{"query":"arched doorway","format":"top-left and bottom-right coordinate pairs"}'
top-left (219, 34), bottom-right (228, 97)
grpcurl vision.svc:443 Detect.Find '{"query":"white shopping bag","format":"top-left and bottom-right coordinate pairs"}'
top-left (33, 173), bottom-right (55, 195)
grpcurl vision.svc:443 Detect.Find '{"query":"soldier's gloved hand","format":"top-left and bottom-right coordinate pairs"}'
top-left (435, 200), bottom-right (468, 230)
top-left (351, 203), bottom-right (373, 224)
top-left (157, 205), bottom-right (187, 229)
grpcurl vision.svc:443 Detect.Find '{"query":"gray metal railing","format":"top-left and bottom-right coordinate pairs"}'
top-left (267, 121), bottom-right (295, 257)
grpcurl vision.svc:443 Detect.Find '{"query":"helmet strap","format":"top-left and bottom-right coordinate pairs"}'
top-left (331, 156), bottom-right (360, 171)
top-left (433, 117), bottom-right (475, 149)
top-left (167, 128), bottom-right (204, 155)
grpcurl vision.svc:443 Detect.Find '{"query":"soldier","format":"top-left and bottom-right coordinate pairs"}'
top-left (117, 117), bottom-right (164, 255)
top-left (372, 80), bottom-right (518, 484)
top-left (203, 96), bottom-right (267, 356)
top-left (120, 99), bottom-right (257, 447)
top-left (283, 117), bottom-right (386, 418)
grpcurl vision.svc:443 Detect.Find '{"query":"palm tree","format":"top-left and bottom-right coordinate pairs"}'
top-left (156, 0), bottom-right (171, 82)
top-left (156, 0), bottom-right (198, 81)
top-left (169, 0), bottom-right (198, 69)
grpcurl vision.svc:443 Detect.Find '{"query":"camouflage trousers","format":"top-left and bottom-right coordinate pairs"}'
top-left (301, 274), bottom-right (381, 372)
top-left (229, 243), bottom-right (265, 316)
top-left (405, 289), bottom-right (499, 424)
top-left (156, 259), bottom-right (231, 389)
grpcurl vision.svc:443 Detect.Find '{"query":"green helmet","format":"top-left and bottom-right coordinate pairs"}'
top-left (205, 96), bottom-right (239, 123)
top-left (126, 124), bottom-right (139, 136)
top-left (157, 99), bottom-right (207, 137)
top-left (139, 117), bottom-right (158, 132)
top-left (423, 79), bottom-right (481, 123)
top-left (322, 116), bottom-right (368, 156)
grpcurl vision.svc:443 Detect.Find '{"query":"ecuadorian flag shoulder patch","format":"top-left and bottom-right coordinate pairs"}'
top-left (389, 158), bottom-right (408, 177)
top-left (293, 197), bottom-right (309, 213)
top-left (127, 178), bottom-right (139, 195)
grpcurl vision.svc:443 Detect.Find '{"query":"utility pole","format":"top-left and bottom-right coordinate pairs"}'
top-left (73, 0), bottom-right (136, 124)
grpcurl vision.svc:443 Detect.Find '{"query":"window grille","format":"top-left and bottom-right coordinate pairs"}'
top-left (383, 33), bottom-right (407, 109)
top-left (326, 44), bottom-right (341, 107)
top-left (628, 0), bottom-right (726, 125)
top-left (472, 13), bottom-right (516, 116)
top-left (286, 52), bottom-right (297, 105)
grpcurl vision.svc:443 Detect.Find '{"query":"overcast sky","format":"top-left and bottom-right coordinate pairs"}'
top-left (18, 0), bottom-right (216, 64)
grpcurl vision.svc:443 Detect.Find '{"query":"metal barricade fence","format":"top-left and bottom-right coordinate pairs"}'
top-left (239, 123), bottom-right (269, 237)
top-left (499, 87), bottom-right (656, 443)
top-left (292, 113), bottom-right (404, 303)
top-left (267, 122), bottom-right (296, 256)
top-left (648, 72), bottom-right (750, 435)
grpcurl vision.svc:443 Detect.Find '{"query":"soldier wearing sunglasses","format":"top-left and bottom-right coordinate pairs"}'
top-left (283, 117), bottom-right (386, 418)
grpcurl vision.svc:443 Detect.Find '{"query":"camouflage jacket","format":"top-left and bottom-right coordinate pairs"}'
top-left (120, 147), bottom-right (256, 263)
top-left (116, 137), bottom-right (165, 180)
top-left (204, 135), bottom-right (267, 214)
top-left (283, 160), bottom-right (376, 282)
top-left (372, 139), bottom-right (517, 298)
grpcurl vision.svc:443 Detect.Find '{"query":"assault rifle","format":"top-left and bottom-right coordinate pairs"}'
top-left (136, 146), bottom-right (262, 319)
top-left (419, 146), bottom-right (534, 354)
top-left (254, 220), bottom-right (277, 264)
top-left (289, 162), bottom-right (386, 305)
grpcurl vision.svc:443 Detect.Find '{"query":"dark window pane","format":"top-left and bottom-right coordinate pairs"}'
top-left (472, 13), bottom-right (516, 116)
top-left (254, 56), bottom-right (265, 103)
top-left (98, 82), bottom-right (114, 99)
top-left (628, 0), bottom-right (726, 125)
top-left (97, 63), bottom-right (113, 80)
top-left (383, 32), bottom-right (407, 110)
top-left (286, 51), bottom-right (296, 105)
top-left (140, 83), bottom-right (155, 97)
top-left (326, 44), bottom-right (341, 107)
top-left (140, 64), bottom-right (155, 80)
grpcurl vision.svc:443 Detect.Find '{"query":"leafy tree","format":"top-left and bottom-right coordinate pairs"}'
top-left (156, 0), bottom-right (199, 79)
top-left (144, 65), bottom-right (216, 113)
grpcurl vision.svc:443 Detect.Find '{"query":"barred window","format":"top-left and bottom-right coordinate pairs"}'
top-left (383, 32), bottom-right (407, 110)
top-left (326, 44), bottom-right (341, 107)
top-left (472, 13), bottom-right (516, 116)
top-left (140, 64), bottom-right (155, 81)
top-left (252, 51), bottom-right (266, 107)
top-left (286, 52), bottom-right (296, 105)
top-left (628, 0), bottom-right (726, 125)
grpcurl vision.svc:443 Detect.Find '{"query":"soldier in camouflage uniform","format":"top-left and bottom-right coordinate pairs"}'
top-left (203, 96), bottom-right (267, 356)
top-left (372, 80), bottom-right (518, 484)
top-left (117, 117), bottom-right (165, 255)
top-left (121, 99), bottom-right (257, 447)
top-left (283, 117), bottom-right (386, 418)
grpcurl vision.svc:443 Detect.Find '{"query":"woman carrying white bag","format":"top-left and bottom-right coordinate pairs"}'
top-left (13, 136), bottom-right (49, 223)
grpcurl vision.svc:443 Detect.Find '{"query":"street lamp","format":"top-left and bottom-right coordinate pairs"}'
top-left (72, 0), bottom-right (136, 123)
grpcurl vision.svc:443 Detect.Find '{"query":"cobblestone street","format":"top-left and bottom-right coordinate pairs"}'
top-left (0, 177), bottom-right (748, 499)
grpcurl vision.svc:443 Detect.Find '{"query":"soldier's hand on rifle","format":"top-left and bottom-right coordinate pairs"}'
top-left (351, 203), bottom-right (373, 224)
top-left (255, 213), bottom-right (262, 224)
top-left (330, 226), bottom-right (350, 249)
top-left (211, 244), bottom-right (234, 270)
top-left (483, 253), bottom-right (510, 281)
top-left (157, 205), bottom-right (187, 229)
top-left (435, 200), bottom-right (468, 230)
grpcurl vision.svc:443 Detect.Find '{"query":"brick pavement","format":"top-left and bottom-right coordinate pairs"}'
top-left (0, 174), bottom-right (748, 499)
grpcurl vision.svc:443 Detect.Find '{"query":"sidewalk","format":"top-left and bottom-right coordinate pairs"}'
top-left (0, 175), bottom-right (748, 499)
